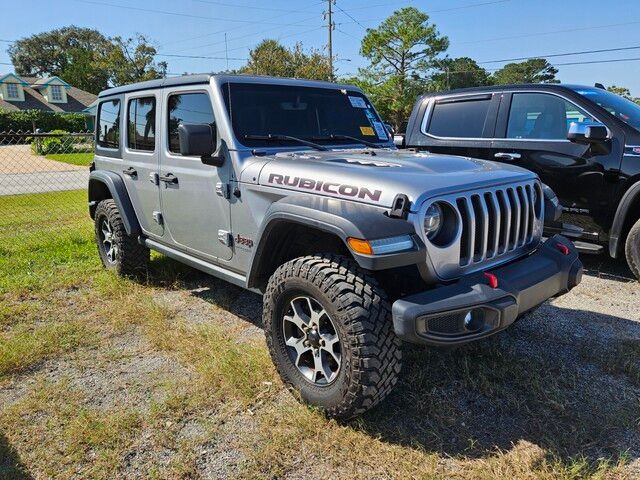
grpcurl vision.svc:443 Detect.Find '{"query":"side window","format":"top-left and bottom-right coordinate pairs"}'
top-left (167, 92), bottom-right (215, 154)
top-left (507, 93), bottom-right (595, 140)
top-left (426, 98), bottom-right (491, 138)
top-left (127, 96), bottom-right (156, 151)
top-left (97, 99), bottom-right (121, 149)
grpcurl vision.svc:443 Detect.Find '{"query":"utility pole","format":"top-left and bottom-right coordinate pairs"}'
top-left (325, 0), bottom-right (335, 79)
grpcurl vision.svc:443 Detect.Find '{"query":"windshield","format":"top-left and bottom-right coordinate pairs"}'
top-left (570, 87), bottom-right (640, 131)
top-left (221, 82), bottom-right (390, 148)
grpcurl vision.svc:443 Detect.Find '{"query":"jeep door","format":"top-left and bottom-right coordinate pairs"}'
top-left (492, 91), bottom-right (623, 238)
top-left (411, 92), bottom-right (501, 160)
top-left (120, 93), bottom-right (163, 237)
top-left (158, 87), bottom-right (232, 261)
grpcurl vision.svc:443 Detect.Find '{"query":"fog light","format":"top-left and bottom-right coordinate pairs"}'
top-left (463, 310), bottom-right (484, 332)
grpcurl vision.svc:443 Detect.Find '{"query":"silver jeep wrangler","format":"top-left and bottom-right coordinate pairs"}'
top-left (88, 74), bottom-right (583, 419)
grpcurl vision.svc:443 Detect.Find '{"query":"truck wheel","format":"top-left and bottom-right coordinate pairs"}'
top-left (263, 254), bottom-right (402, 420)
top-left (625, 217), bottom-right (640, 281)
top-left (94, 199), bottom-right (149, 277)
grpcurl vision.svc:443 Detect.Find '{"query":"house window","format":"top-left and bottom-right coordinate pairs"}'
top-left (6, 83), bottom-right (19, 99)
top-left (51, 85), bottom-right (63, 101)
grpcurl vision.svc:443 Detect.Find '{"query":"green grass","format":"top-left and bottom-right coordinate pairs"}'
top-left (45, 152), bottom-right (94, 166)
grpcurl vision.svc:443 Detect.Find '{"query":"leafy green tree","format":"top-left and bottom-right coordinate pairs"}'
top-left (492, 58), bottom-right (559, 85)
top-left (8, 26), bottom-right (112, 93)
top-left (240, 40), bottom-right (331, 81)
top-left (8, 27), bottom-right (166, 93)
top-left (431, 57), bottom-right (492, 91)
top-left (607, 85), bottom-right (640, 104)
top-left (102, 35), bottom-right (167, 86)
top-left (359, 7), bottom-right (449, 128)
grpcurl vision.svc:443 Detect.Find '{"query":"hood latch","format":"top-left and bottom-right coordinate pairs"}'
top-left (388, 193), bottom-right (411, 220)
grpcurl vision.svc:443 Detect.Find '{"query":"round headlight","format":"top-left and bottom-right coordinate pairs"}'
top-left (424, 203), bottom-right (443, 239)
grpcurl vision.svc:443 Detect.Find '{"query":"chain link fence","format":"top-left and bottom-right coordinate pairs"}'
top-left (0, 131), bottom-right (94, 237)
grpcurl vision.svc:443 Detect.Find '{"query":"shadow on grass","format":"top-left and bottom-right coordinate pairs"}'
top-left (144, 254), bottom-right (640, 466)
top-left (0, 433), bottom-right (32, 480)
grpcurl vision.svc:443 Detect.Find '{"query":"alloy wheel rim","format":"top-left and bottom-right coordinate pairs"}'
top-left (100, 218), bottom-right (118, 264)
top-left (282, 295), bottom-right (342, 385)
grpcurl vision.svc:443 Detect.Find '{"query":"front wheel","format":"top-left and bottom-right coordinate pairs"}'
top-left (263, 254), bottom-right (402, 420)
top-left (94, 199), bottom-right (149, 277)
top-left (625, 217), bottom-right (640, 281)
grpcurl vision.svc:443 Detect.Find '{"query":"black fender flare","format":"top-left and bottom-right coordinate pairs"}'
top-left (609, 180), bottom-right (640, 258)
top-left (246, 194), bottom-right (425, 289)
top-left (88, 170), bottom-right (141, 236)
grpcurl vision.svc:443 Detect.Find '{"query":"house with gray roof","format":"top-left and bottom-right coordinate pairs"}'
top-left (0, 73), bottom-right (97, 113)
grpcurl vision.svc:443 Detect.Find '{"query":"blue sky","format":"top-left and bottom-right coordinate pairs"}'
top-left (2, 0), bottom-right (640, 93)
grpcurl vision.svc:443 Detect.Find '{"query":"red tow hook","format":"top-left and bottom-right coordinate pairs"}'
top-left (556, 243), bottom-right (570, 256)
top-left (483, 272), bottom-right (499, 289)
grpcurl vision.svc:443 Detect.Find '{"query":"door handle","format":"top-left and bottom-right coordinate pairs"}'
top-left (494, 152), bottom-right (522, 161)
top-left (122, 166), bottom-right (138, 177)
top-left (159, 173), bottom-right (178, 185)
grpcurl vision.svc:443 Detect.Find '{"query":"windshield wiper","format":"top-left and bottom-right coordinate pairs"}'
top-left (244, 134), bottom-right (328, 151)
top-left (311, 134), bottom-right (386, 149)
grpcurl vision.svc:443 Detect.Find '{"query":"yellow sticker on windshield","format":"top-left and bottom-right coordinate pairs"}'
top-left (360, 126), bottom-right (375, 136)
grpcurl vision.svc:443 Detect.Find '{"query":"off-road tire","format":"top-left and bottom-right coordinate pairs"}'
top-left (263, 254), bottom-right (402, 420)
top-left (625, 217), bottom-right (640, 281)
top-left (94, 199), bottom-right (149, 277)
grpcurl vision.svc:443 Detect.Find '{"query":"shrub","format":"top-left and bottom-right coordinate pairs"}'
top-left (31, 130), bottom-right (69, 155)
top-left (0, 109), bottom-right (90, 133)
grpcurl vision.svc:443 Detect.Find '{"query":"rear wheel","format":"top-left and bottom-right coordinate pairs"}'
top-left (625, 217), bottom-right (640, 281)
top-left (94, 199), bottom-right (149, 277)
top-left (263, 254), bottom-right (402, 420)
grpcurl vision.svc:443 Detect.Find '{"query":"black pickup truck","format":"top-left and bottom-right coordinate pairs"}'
top-left (398, 83), bottom-right (640, 279)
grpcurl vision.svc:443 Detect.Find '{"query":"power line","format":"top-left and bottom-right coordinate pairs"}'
top-left (193, 0), bottom-right (319, 13)
top-left (70, 0), bottom-right (318, 26)
top-left (156, 53), bottom-right (246, 61)
top-left (479, 45), bottom-right (640, 64)
top-left (458, 20), bottom-right (640, 45)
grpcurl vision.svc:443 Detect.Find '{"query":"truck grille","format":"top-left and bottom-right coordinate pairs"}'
top-left (456, 182), bottom-right (541, 266)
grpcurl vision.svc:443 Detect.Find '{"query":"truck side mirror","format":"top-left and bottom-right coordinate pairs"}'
top-left (178, 123), bottom-right (224, 167)
top-left (567, 122), bottom-right (610, 155)
top-left (567, 122), bottom-right (608, 144)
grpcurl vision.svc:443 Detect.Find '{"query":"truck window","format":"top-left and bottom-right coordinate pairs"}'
top-left (507, 93), bottom-right (594, 140)
top-left (426, 98), bottom-right (491, 138)
top-left (97, 99), bottom-right (121, 149)
top-left (167, 92), bottom-right (215, 154)
top-left (127, 96), bottom-right (156, 152)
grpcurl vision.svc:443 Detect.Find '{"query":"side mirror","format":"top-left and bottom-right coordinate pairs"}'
top-left (567, 122), bottom-right (608, 145)
top-left (178, 123), bottom-right (224, 167)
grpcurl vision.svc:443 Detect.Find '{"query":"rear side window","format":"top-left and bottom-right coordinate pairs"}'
top-left (127, 96), bottom-right (156, 151)
top-left (507, 93), bottom-right (595, 140)
top-left (427, 98), bottom-right (491, 138)
top-left (167, 92), bottom-right (215, 154)
top-left (97, 99), bottom-right (121, 149)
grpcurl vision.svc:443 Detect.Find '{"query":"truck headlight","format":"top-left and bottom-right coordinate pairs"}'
top-left (424, 203), bottom-right (443, 239)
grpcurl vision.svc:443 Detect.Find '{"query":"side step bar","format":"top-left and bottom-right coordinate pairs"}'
top-left (142, 238), bottom-right (258, 292)
top-left (572, 241), bottom-right (604, 255)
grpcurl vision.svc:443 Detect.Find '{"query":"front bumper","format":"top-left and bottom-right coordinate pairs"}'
top-left (391, 235), bottom-right (582, 346)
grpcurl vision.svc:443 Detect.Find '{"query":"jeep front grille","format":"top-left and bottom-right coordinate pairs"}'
top-left (456, 183), bottom-right (539, 266)
top-left (417, 180), bottom-right (543, 280)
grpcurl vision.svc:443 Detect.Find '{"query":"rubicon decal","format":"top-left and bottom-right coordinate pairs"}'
top-left (268, 174), bottom-right (382, 202)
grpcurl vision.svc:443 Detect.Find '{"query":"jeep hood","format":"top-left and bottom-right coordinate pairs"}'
top-left (246, 149), bottom-right (536, 209)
